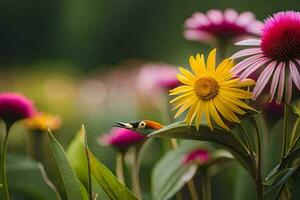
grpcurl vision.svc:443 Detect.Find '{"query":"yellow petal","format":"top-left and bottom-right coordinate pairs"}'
top-left (195, 101), bottom-right (203, 129)
top-left (179, 67), bottom-right (197, 81)
top-left (174, 96), bottom-right (198, 118)
top-left (169, 85), bottom-right (193, 95)
top-left (213, 97), bottom-right (241, 123)
top-left (209, 101), bottom-right (229, 130)
top-left (221, 88), bottom-right (253, 99)
top-left (207, 49), bottom-right (216, 74)
top-left (203, 101), bottom-right (213, 130)
top-left (177, 74), bottom-right (194, 85)
top-left (184, 101), bottom-right (199, 125)
top-left (196, 54), bottom-right (206, 74)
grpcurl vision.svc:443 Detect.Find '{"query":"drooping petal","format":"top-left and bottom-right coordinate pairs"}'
top-left (239, 58), bottom-right (269, 80)
top-left (252, 61), bottom-right (277, 99)
top-left (270, 62), bottom-right (284, 102)
top-left (235, 39), bottom-right (261, 46)
top-left (209, 101), bottom-right (229, 130)
top-left (277, 63), bottom-right (285, 103)
top-left (174, 96), bottom-right (198, 118)
top-left (230, 48), bottom-right (262, 59)
top-left (231, 54), bottom-right (264, 76)
top-left (291, 60), bottom-right (300, 90)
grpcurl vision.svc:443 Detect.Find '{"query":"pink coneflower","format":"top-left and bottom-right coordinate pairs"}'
top-left (0, 93), bottom-right (36, 127)
top-left (136, 63), bottom-right (180, 94)
top-left (184, 9), bottom-right (262, 45)
top-left (182, 149), bottom-right (210, 165)
top-left (98, 128), bottom-right (145, 151)
top-left (231, 11), bottom-right (300, 104)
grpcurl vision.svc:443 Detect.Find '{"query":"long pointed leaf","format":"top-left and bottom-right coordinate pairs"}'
top-left (48, 131), bottom-right (83, 200)
top-left (148, 121), bottom-right (256, 178)
top-left (88, 150), bottom-right (139, 200)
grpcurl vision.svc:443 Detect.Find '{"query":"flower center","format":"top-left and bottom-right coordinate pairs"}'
top-left (260, 12), bottom-right (300, 61)
top-left (194, 77), bottom-right (219, 101)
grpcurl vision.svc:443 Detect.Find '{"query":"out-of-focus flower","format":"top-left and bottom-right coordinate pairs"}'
top-left (260, 96), bottom-right (284, 121)
top-left (98, 128), bottom-right (145, 151)
top-left (170, 49), bottom-right (255, 130)
top-left (0, 92), bottom-right (36, 127)
top-left (184, 9), bottom-right (262, 45)
top-left (25, 113), bottom-right (62, 132)
top-left (231, 11), bottom-right (300, 104)
top-left (136, 63), bottom-right (180, 95)
top-left (182, 149), bottom-right (210, 165)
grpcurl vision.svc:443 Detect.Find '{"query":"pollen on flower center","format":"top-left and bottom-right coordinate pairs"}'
top-left (194, 77), bottom-right (219, 101)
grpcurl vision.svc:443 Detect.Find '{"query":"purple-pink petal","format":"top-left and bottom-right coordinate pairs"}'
top-left (270, 62), bottom-right (284, 102)
top-left (239, 58), bottom-right (269, 80)
top-left (290, 60), bottom-right (300, 90)
top-left (253, 61), bottom-right (277, 99)
top-left (230, 48), bottom-right (262, 59)
top-left (277, 63), bottom-right (285, 103)
top-left (231, 54), bottom-right (264, 76)
top-left (235, 39), bottom-right (261, 46)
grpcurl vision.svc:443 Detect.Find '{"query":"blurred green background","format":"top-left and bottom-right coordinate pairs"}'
top-left (1, 0), bottom-right (299, 199)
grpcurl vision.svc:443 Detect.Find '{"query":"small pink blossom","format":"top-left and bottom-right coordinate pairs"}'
top-left (98, 128), bottom-right (145, 150)
top-left (0, 92), bottom-right (36, 127)
top-left (182, 149), bottom-right (210, 165)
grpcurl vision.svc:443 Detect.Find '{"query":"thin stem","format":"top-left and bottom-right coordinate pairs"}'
top-left (0, 124), bottom-right (10, 200)
top-left (187, 179), bottom-right (199, 200)
top-left (116, 152), bottom-right (125, 184)
top-left (170, 139), bottom-right (178, 149)
top-left (200, 173), bottom-right (211, 200)
top-left (282, 104), bottom-right (289, 158)
top-left (252, 117), bottom-right (263, 200)
top-left (239, 124), bottom-right (256, 164)
top-left (131, 147), bottom-right (142, 198)
top-left (289, 118), bottom-right (300, 152)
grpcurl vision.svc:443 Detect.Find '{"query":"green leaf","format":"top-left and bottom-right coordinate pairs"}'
top-left (7, 154), bottom-right (61, 200)
top-left (66, 128), bottom-right (89, 187)
top-left (152, 141), bottom-right (234, 200)
top-left (148, 121), bottom-right (256, 178)
top-left (47, 131), bottom-right (83, 200)
top-left (292, 169), bottom-right (300, 200)
top-left (88, 149), bottom-right (139, 200)
top-left (264, 167), bottom-right (298, 199)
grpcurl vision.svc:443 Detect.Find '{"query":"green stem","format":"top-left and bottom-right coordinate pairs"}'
top-left (239, 124), bottom-right (256, 164)
top-left (200, 173), bottom-right (211, 200)
top-left (116, 152), bottom-right (125, 184)
top-left (187, 179), bottom-right (199, 200)
top-left (252, 117), bottom-right (263, 200)
top-left (289, 118), bottom-right (300, 152)
top-left (282, 104), bottom-right (289, 158)
top-left (0, 124), bottom-right (11, 200)
top-left (131, 147), bottom-right (142, 198)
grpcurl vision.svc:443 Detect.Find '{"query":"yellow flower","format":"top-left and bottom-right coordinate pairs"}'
top-left (25, 113), bottom-right (62, 132)
top-left (169, 49), bottom-right (255, 130)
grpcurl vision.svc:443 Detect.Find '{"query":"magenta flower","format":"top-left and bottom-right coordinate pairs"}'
top-left (231, 11), bottom-right (300, 104)
top-left (0, 92), bottom-right (36, 127)
top-left (136, 63), bottom-right (180, 95)
top-left (261, 100), bottom-right (284, 121)
top-left (98, 128), bottom-right (145, 151)
top-left (184, 9), bottom-right (262, 45)
top-left (182, 149), bottom-right (210, 165)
